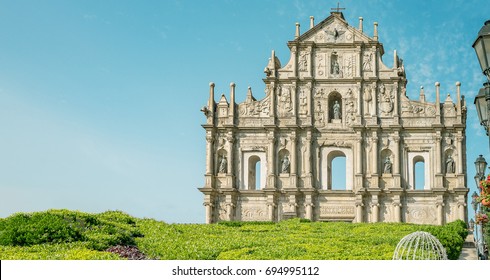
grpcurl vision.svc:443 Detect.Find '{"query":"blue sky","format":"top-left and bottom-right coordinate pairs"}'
top-left (0, 0), bottom-right (489, 223)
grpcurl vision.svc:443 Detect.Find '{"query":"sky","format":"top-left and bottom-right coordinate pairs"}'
top-left (0, 0), bottom-right (489, 223)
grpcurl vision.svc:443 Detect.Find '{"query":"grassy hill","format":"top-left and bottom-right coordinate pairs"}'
top-left (0, 210), bottom-right (467, 260)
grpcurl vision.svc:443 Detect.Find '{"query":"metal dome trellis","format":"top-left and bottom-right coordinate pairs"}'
top-left (392, 231), bottom-right (448, 260)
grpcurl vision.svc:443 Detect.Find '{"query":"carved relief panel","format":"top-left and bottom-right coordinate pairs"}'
top-left (378, 84), bottom-right (395, 117)
top-left (344, 87), bottom-right (358, 126)
top-left (277, 85), bottom-right (294, 117)
top-left (238, 96), bottom-right (270, 118)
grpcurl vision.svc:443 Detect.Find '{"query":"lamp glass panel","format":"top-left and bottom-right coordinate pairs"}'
top-left (475, 38), bottom-right (487, 72)
top-left (483, 36), bottom-right (490, 70)
top-left (478, 159), bottom-right (488, 175)
top-left (475, 92), bottom-right (486, 123)
top-left (475, 175), bottom-right (481, 188)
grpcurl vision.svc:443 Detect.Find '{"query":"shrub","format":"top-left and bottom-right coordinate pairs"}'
top-left (0, 210), bottom-right (142, 251)
top-left (423, 220), bottom-right (467, 260)
top-left (0, 212), bottom-right (85, 246)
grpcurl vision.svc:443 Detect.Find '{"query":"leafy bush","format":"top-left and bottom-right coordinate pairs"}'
top-left (424, 220), bottom-right (468, 260)
top-left (0, 212), bottom-right (85, 246)
top-left (136, 218), bottom-right (467, 260)
top-left (0, 209), bottom-right (142, 251)
top-left (0, 210), bottom-right (468, 260)
top-left (0, 242), bottom-right (121, 260)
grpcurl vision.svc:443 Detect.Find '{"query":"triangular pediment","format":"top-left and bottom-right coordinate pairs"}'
top-left (297, 13), bottom-right (375, 44)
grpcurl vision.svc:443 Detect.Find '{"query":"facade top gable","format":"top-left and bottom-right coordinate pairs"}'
top-left (295, 12), bottom-right (378, 48)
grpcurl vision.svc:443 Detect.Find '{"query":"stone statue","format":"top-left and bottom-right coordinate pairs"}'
top-left (333, 60), bottom-right (340, 75)
top-left (364, 86), bottom-right (372, 115)
top-left (219, 156), bottom-right (227, 174)
top-left (333, 101), bottom-right (341, 119)
top-left (446, 155), bottom-right (455, 173)
top-left (281, 156), bottom-right (290, 173)
top-left (383, 156), bottom-right (392, 174)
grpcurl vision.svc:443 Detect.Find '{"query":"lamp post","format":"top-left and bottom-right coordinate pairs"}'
top-left (473, 20), bottom-right (490, 150)
top-left (472, 191), bottom-right (485, 259)
top-left (473, 155), bottom-right (488, 259)
top-left (472, 20), bottom-right (490, 81)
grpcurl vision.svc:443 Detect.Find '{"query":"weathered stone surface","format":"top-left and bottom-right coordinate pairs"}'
top-left (199, 11), bottom-right (468, 225)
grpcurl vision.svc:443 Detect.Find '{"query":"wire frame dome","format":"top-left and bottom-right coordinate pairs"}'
top-left (392, 231), bottom-right (448, 260)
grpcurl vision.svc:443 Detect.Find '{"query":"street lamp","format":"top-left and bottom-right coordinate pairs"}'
top-left (473, 20), bottom-right (490, 81)
top-left (473, 157), bottom-right (489, 260)
top-left (470, 218), bottom-right (475, 231)
top-left (473, 20), bottom-right (490, 149)
top-left (475, 155), bottom-right (488, 179)
top-left (474, 83), bottom-right (490, 135)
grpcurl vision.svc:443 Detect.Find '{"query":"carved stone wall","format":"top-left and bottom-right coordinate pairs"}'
top-left (199, 11), bottom-right (468, 225)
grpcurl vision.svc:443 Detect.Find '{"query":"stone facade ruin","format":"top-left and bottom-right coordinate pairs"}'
top-left (199, 11), bottom-right (468, 225)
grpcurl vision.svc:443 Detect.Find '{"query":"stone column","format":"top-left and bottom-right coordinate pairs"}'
top-left (457, 200), bottom-right (466, 221)
top-left (304, 194), bottom-right (314, 220)
top-left (226, 202), bottom-right (234, 221)
top-left (456, 135), bottom-right (463, 174)
top-left (393, 201), bottom-right (401, 223)
top-left (371, 201), bottom-right (379, 223)
top-left (304, 131), bottom-right (313, 188)
top-left (267, 132), bottom-right (276, 189)
top-left (267, 202), bottom-right (275, 222)
top-left (205, 134), bottom-right (214, 175)
top-left (307, 46), bottom-right (313, 78)
top-left (356, 136), bottom-right (362, 175)
top-left (435, 133), bottom-right (442, 174)
top-left (393, 135), bottom-right (400, 175)
top-left (315, 143), bottom-right (321, 189)
top-left (356, 83), bottom-right (362, 117)
top-left (229, 82), bottom-right (235, 118)
top-left (227, 134), bottom-right (235, 186)
top-left (204, 202), bottom-right (213, 224)
top-left (307, 83), bottom-right (313, 121)
top-left (436, 201), bottom-right (444, 225)
top-left (372, 81), bottom-right (378, 117)
top-left (393, 82), bottom-right (399, 118)
top-left (435, 82), bottom-right (441, 124)
top-left (207, 82), bottom-right (215, 125)
top-left (456, 82), bottom-right (462, 121)
top-left (305, 203), bottom-right (313, 220)
top-left (356, 46), bottom-right (362, 78)
top-left (270, 82), bottom-right (277, 118)
top-left (291, 82), bottom-right (298, 119)
top-left (290, 133), bottom-right (298, 187)
top-left (355, 201), bottom-right (364, 223)
top-left (291, 46), bottom-right (298, 78)
top-left (372, 133), bottom-right (379, 175)
top-left (267, 194), bottom-right (276, 222)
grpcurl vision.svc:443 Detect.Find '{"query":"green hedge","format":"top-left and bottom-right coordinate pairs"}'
top-left (136, 218), bottom-right (467, 260)
top-left (0, 209), bottom-right (142, 251)
top-left (0, 210), bottom-right (468, 260)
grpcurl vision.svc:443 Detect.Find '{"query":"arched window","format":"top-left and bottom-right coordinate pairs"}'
top-left (408, 152), bottom-right (430, 190)
top-left (321, 147), bottom-right (353, 190)
top-left (242, 151), bottom-right (267, 190)
top-left (248, 155), bottom-right (261, 190)
top-left (414, 156), bottom-right (425, 190)
top-left (330, 156), bottom-right (346, 190)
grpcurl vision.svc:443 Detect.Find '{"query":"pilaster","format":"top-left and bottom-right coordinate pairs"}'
top-left (266, 130), bottom-right (277, 189)
top-left (290, 132), bottom-right (298, 188)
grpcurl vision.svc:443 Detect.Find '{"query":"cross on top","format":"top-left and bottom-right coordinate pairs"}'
top-left (331, 2), bottom-right (345, 13)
